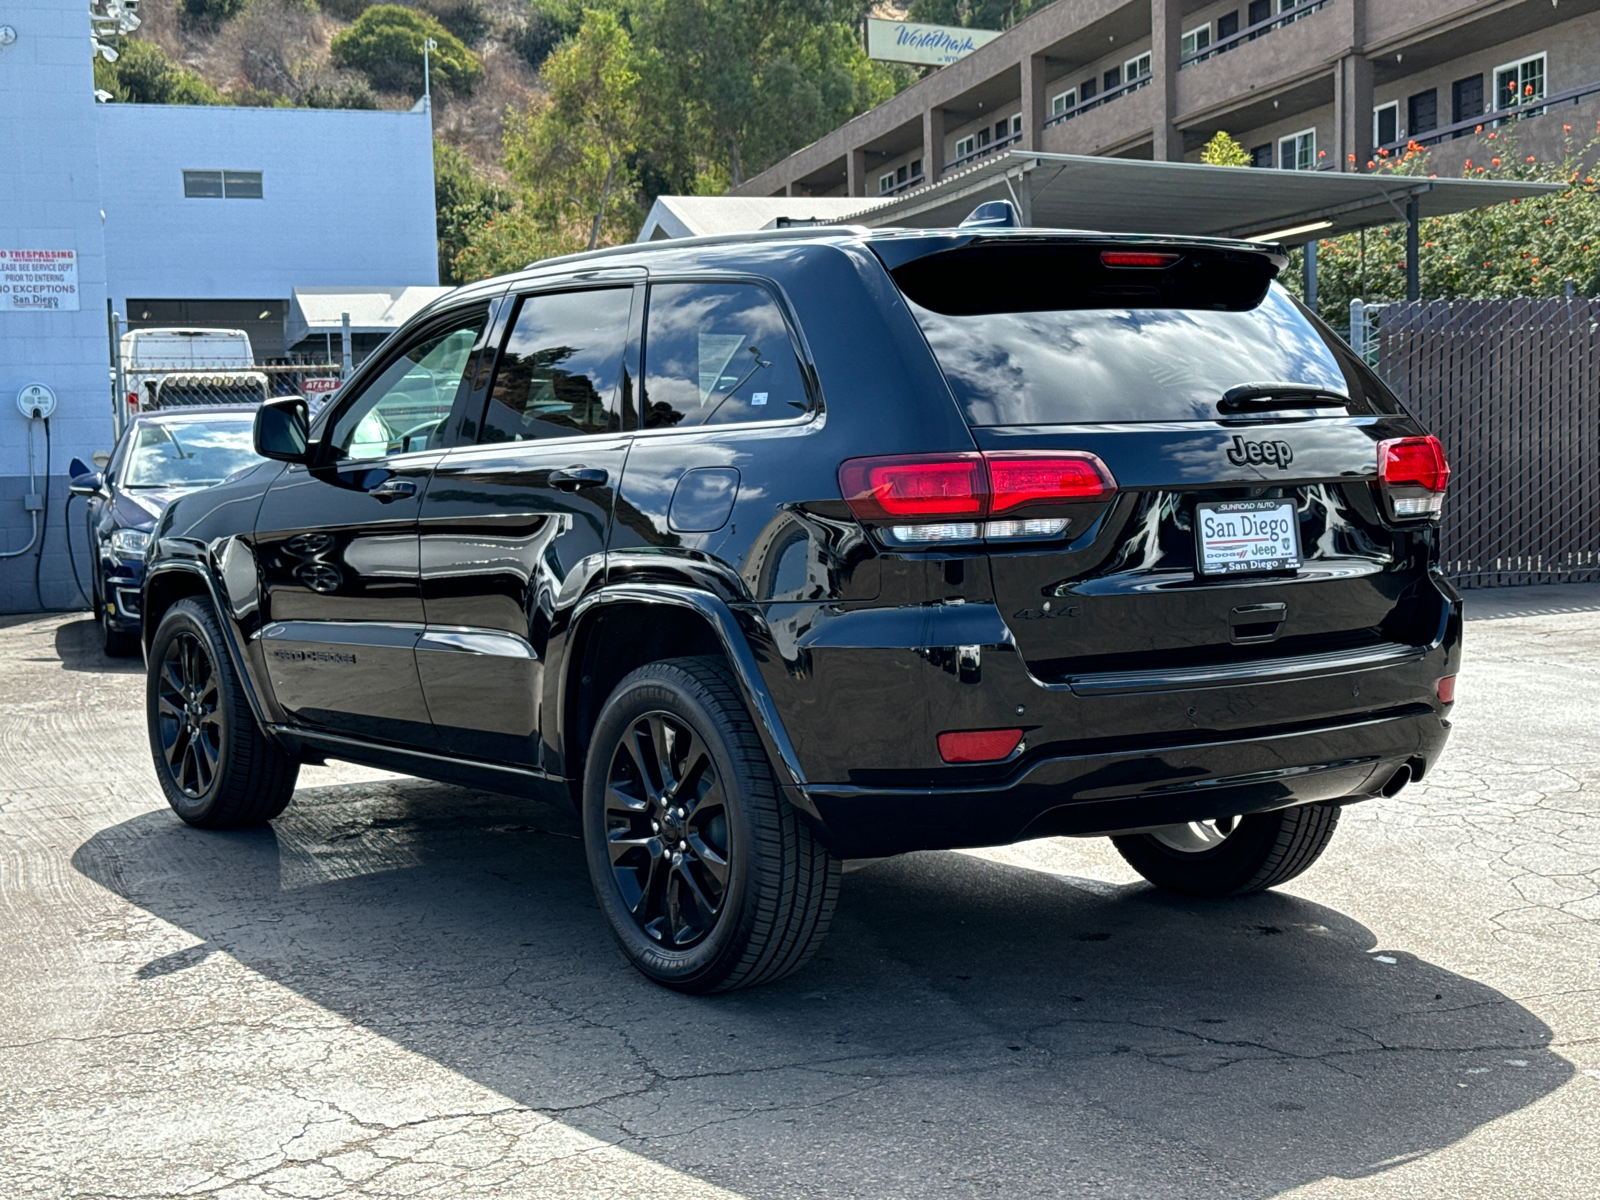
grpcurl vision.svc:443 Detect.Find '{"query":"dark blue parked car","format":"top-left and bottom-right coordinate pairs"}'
top-left (69, 406), bottom-right (264, 656)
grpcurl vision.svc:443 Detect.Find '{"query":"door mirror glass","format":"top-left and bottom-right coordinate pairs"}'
top-left (255, 397), bottom-right (311, 463)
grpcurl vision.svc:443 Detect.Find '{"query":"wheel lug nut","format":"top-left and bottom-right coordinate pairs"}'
top-left (675, 807), bottom-right (685, 819)
top-left (651, 820), bottom-right (660, 832)
top-left (678, 840), bottom-right (687, 851)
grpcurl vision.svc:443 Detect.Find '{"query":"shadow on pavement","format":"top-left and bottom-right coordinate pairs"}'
top-left (73, 779), bottom-right (1570, 1198)
top-left (54, 616), bottom-right (143, 674)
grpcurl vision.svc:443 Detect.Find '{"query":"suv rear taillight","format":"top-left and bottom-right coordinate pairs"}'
top-left (1377, 435), bottom-right (1450, 520)
top-left (839, 452), bottom-right (1116, 545)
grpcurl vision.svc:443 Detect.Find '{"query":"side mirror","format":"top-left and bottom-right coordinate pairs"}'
top-left (68, 459), bottom-right (103, 496)
top-left (254, 397), bottom-right (311, 463)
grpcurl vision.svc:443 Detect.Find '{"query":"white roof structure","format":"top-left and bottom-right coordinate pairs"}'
top-left (637, 196), bottom-right (891, 241)
top-left (285, 286), bottom-right (455, 347)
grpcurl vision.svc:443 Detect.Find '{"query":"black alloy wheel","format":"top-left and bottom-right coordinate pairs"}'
top-left (155, 631), bottom-right (223, 798)
top-left (583, 657), bottom-right (840, 993)
top-left (604, 711), bottom-right (732, 950)
top-left (146, 598), bottom-right (299, 828)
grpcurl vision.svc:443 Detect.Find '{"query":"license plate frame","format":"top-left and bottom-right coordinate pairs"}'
top-left (1194, 498), bottom-right (1302, 576)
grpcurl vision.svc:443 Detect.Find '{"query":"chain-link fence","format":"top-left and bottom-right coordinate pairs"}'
top-left (1368, 298), bottom-right (1600, 589)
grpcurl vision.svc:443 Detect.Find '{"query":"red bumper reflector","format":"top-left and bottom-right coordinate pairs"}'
top-left (938, 728), bottom-right (1023, 764)
top-left (1437, 675), bottom-right (1456, 704)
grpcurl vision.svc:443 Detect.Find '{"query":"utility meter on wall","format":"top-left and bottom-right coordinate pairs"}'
top-left (17, 383), bottom-right (57, 420)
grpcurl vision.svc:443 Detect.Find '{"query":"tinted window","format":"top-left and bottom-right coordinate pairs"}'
top-left (641, 282), bottom-right (809, 430)
top-left (330, 309), bottom-right (487, 459)
top-left (907, 284), bottom-right (1370, 426)
top-left (482, 289), bottom-right (631, 443)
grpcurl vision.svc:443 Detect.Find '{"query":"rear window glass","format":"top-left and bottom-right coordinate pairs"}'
top-left (906, 284), bottom-right (1361, 426)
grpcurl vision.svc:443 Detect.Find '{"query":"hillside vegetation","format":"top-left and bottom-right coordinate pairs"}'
top-left (94, 0), bottom-right (917, 280)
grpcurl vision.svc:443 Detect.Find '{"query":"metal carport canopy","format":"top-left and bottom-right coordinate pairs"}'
top-left (830, 150), bottom-right (1561, 243)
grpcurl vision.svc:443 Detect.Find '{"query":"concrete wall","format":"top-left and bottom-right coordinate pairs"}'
top-left (0, 0), bottom-right (113, 614)
top-left (97, 102), bottom-right (439, 315)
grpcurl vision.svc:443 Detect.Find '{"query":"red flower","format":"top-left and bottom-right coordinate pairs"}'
top-left (1492, 157), bottom-right (1501, 166)
top-left (1347, 153), bottom-right (1356, 162)
top-left (1368, 160), bottom-right (1376, 168)
top-left (1565, 125), bottom-right (1572, 133)
top-left (1527, 156), bottom-right (1536, 162)
top-left (1475, 125), bottom-right (1484, 133)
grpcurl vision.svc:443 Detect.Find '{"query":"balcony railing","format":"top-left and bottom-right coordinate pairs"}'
top-left (942, 130), bottom-right (1023, 173)
top-left (1178, 0), bottom-right (1332, 70)
top-left (1375, 79), bottom-right (1600, 155)
top-left (1041, 74), bottom-right (1152, 130)
top-left (877, 172), bottom-right (927, 197)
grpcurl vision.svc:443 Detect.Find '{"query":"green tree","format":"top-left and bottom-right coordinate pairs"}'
top-left (1283, 127), bottom-right (1600, 322)
top-left (95, 38), bottom-right (226, 105)
top-left (510, 0), bottom-right (581, 69)
top-left (904, 0), bottom-right (1034, 29)
top-left (331, 5), bottom-right (484, 95)
top-left (434, 140), bottom-right (515, 284)
top-left (454, 9), bottom-right (652, 277)
top-left (182, 0), bottom-right (252, 23)
top-left (632, 0), bottom-right (907, 186)
top-left (1199, 130), bottom-right (1250, 167)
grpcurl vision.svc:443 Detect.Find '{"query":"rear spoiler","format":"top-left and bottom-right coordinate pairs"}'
top-left (870, 231), bottom-right (1286, 315)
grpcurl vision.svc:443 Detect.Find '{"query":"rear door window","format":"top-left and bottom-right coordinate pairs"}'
top-left (641, 281), bottom-right (810, 430)
top-left (481, 288), bottom-right (632, 442)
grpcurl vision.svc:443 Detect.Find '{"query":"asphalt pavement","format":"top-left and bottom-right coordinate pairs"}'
top-left (2, 588), bottom-right (1597, 1198)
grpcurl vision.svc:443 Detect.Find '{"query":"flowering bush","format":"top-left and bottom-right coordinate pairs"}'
top-left (1283, 126), bottom-right (1600, 322)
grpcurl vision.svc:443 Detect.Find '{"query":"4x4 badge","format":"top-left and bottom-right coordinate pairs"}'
top-left (1227, 435), bottom-right (1293, 469)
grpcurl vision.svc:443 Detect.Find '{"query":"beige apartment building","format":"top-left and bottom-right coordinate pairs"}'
top-left (733, 0), bottom-right (1600, 201)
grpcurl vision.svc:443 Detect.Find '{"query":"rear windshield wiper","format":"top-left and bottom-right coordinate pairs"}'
top-left (1218, 383), bottom-right (1350, 413)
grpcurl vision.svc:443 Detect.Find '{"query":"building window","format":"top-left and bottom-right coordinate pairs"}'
top-left (879, 171), bottom-right (896, 195)
top-left (1051, 87), bottom-right (1077, 116)
top-left (1249, 143), bottom-right (1273, 168)
top-left (1408, 89), bottom-right (1438, 138)
top-left (1010, 113), bottom-right (1022, 137)
top-left (1373, 101), bottom-right (1399, 148)
top-left (1277, 0), bottom-right (1305, 22)
top-left (1103, 65), bottom-right (1121, 92)
top-left (183, 170), bottom-right (263, 199)
top-left (954, 135), bottom-right (976, 159)
top-left (1124, 52), bottom-right (1152, 88)
top-left (1180, 24), bottom-right (1211, 62)
top-left (1496, 53), bottom-right (1546, 112)
top-left (910, 158), bottom-right (922, 179)
top-left (1278, 128), bottom-right (1315, 170)
top-left (977, 127), bottom-right (991, 148)
top-left (1452, 74), bottom-right (1484, 126)
top-left (1081, 77), bottom-right (1098, 101)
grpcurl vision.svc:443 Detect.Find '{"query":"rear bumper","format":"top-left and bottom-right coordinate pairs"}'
top-left (800, 705), bottom-right (1449, 858)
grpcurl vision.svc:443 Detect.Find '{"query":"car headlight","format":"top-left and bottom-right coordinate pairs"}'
top-left (109, 529), bottom-right (151, 558)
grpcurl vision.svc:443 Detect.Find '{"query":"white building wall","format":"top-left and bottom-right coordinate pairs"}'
top-left (98, 103), bottom-right (438, 309)
top-left (0, 0), bottom-right (113, 612)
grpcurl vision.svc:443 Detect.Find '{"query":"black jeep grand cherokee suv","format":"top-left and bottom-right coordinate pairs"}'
top-left (142, 227), bottom-right (1459, 992)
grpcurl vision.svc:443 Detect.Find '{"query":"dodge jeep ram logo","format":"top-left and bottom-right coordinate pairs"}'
top-left (1226, 435), bottom-right (1294, 469)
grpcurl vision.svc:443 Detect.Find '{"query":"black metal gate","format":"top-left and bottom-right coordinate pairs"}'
top-left (1377, 298), bottom-right (1600, 588)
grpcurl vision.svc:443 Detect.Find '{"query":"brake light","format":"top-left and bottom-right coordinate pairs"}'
top-left (1377, 435), bottom-right (1450, 519)
top-left (839, 452), bottom-right (1116, 545)
top-left (987, 454), bottom-right (1115, 511)
top-left (126, 392), bottom-right (139, 408)
top-left (938, 728), bottom-right (1023, 763)
top-left (1437, 675), bottom-right (1456, 704)
top-left (1101, 251), bottom-right (1181, 268)
top-left (838, 454), bottom-right (984, 519)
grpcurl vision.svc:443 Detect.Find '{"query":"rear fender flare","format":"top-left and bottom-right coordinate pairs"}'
top-left (563, 584), bottom-right (817, 819)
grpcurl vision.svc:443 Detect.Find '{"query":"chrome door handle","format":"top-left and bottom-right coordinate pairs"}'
top-left (549, 467), bottom-right (608, 491)
top-left (368, 478), bottom-right (417, 502)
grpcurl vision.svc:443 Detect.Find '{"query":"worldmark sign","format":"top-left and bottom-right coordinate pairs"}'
top-left (0, 249), bottom-right (79, 312)
top-left (866, 18), bottom-right (1001, 67)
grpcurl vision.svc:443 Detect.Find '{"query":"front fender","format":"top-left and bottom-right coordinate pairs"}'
top-left (143, 557), bottom-right (287, 749)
